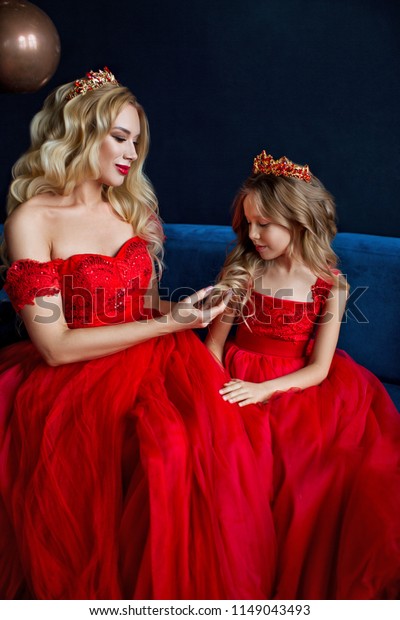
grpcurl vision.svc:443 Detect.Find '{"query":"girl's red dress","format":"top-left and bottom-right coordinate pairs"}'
top-left (225, 278), bottom-right (400, 599)
top-left (0, 237), bottom-right (275, 600)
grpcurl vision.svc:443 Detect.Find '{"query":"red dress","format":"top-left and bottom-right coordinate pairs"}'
top-left (225, 279), bottom-right (400, 599)
top-left (0, 237), bottom-right (276, 600)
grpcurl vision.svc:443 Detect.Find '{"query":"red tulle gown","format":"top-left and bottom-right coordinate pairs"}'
top-left (0, 237), bottom-right (276, 600)
top-left (225, 278), bottom-right (400, 600)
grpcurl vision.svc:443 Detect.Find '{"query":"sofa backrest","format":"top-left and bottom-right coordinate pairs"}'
top-left (332, 232), bottom-right (400, 384)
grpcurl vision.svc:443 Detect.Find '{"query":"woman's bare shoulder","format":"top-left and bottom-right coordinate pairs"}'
top-left (5, 198), bottom-right (55, 262)
top-left (8, 192), bottom-right (63, 218)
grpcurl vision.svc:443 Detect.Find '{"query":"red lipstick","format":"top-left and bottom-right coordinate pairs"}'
top-left (115, 164), bottom-right (130, 176)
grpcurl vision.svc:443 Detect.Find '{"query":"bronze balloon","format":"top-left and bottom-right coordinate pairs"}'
top-left (0, 0), bottom-right (60, 93)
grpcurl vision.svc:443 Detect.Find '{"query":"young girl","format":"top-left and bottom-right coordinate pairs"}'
top-left (0, 72), bottom-right (275, 600)
top-left (206, 150), bottom-right (400, 599)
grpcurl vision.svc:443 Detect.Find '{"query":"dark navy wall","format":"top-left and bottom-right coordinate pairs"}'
top-left (1, 0), bottom-right (399, 236)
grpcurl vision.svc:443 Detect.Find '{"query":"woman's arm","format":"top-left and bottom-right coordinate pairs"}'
top-left (205, 311), bottom-right (235, 365)
top-left (220, 281), bottom-right (347, 406)
top-left (20, 289), bottom-right (221, 366)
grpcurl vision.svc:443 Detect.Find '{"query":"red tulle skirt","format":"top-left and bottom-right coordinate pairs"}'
top-left (225, 340), bottom-right (400, 600)
top-left (0, 332), bottom-right (275, 600)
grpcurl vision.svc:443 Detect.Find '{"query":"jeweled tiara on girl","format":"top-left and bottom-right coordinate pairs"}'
top-left (65, 67), bottom-right (120, 101)
top-left (253, 150), bottom-right (311, 183)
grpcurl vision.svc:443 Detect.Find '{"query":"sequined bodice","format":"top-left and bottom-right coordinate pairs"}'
top-left (238, 278), bottom-right (332, 342)
top-left (4, 237), bottom-right (153, 328)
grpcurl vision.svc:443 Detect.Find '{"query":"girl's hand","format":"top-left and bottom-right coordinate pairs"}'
top-left (219, 379), bottom-right (273, 406)
top-left (168, 287), bottom-right (231, 332)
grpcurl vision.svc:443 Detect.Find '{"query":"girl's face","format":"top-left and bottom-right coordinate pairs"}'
top-left (98, 104), bottom-right (140, 187)
top-left (243, 193), bottom-right (291, 260)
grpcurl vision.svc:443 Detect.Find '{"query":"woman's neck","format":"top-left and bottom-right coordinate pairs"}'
top-left (60, 179), bottom-right (105, 209)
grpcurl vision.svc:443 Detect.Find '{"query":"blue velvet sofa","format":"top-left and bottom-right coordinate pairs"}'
top-left (1, 223), bottom-right (399, 410)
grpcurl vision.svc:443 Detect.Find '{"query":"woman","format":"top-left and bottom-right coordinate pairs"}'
top-left (0, 69), bottom-right (275, 600)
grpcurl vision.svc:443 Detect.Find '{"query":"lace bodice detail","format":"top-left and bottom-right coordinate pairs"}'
top-left (4, 237), bottom-right (153, 327)
top-left (238, 278), bottom-right (332, 342)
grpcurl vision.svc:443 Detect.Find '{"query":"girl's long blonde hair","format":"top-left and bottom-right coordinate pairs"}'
top-left (2, 77), bottom-right (163, 271)
top-left (214, 172), bottom-right (347, 319)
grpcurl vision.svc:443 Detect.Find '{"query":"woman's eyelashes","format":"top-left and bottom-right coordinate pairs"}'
top-left (112, 135), bottom-right (138, 146)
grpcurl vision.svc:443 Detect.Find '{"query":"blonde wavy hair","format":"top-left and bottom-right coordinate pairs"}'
top-left (213, 172), bottom-right (348, 319)
top-left (1, 77), bottom-right (163, 271)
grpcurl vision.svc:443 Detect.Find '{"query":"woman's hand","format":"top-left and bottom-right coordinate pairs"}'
top-left (219, 378), bottom-right (274, 406)
top-left (166, 287), bottom-right (232, 332)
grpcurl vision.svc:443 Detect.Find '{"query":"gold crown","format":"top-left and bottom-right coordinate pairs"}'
top-left (253, 150), bottom-right (311, 183)
top-left (65, 66), bottom-right (120, 101)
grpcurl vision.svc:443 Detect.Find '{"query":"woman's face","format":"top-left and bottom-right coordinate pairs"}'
top-left (243, 193), bottom-right (292, 260)
top-left (98, 104), bottom-right (140, 187)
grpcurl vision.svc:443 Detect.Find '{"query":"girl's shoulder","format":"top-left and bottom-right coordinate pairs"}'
top-left (314, 269), bottom-right (349, 305)
top-left (319, 268), bottom-right (347, 288)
